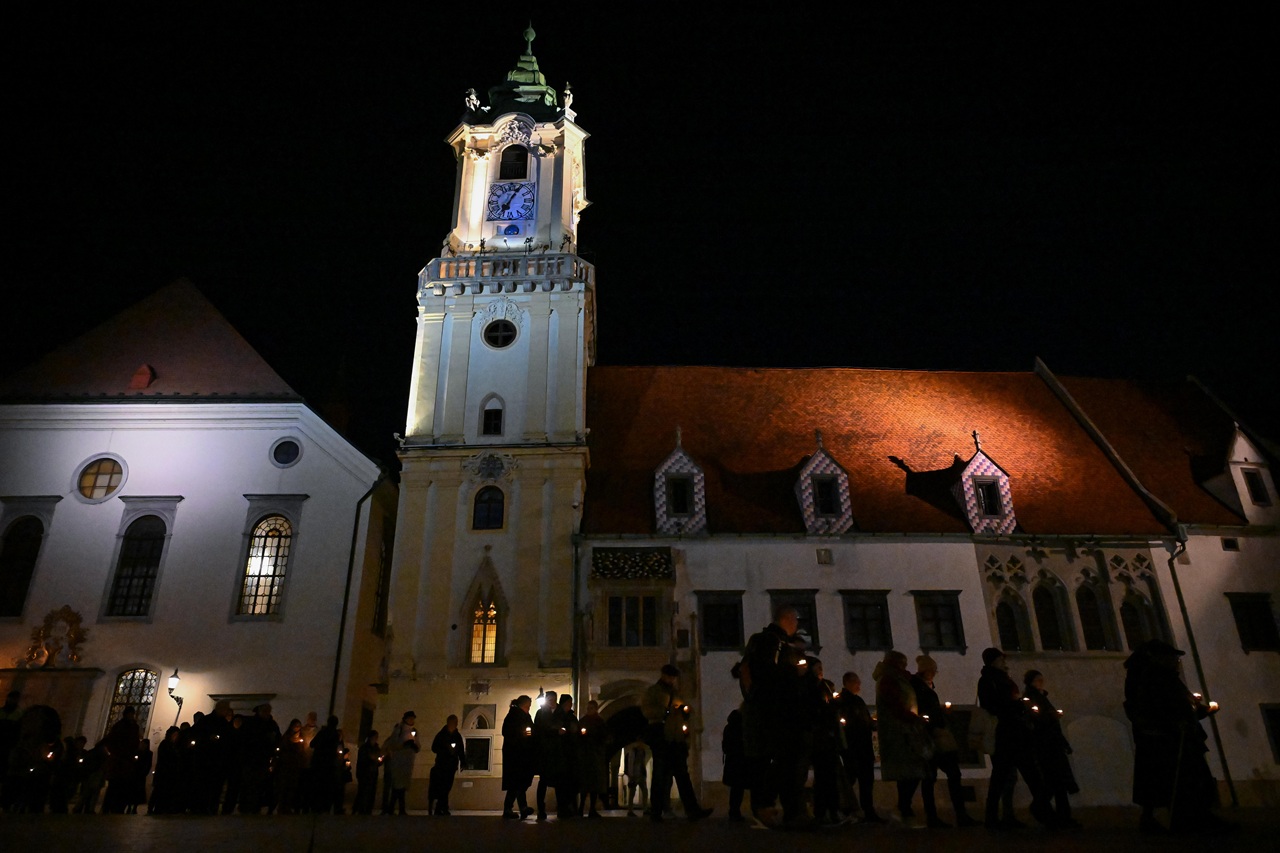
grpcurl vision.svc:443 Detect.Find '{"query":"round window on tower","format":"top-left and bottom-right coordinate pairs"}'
top-left (483, 320), bottom-right (517, 349)
top-left (270, 438), bottom-right (302, 468)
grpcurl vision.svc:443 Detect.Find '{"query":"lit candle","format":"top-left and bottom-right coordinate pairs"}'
top-left (681, 724), bottom-right (688, 733)
top-left (1192, 692), bottom-right (1202, 702)
top-left (1208, 701), bottom-right (1219, 711)
top-left (190, 740), bottom-right (196, 746)
top-left (46, 752), bottom-right (54, 760)
top-left (944, 701), bottom-right (952, 710)
top-left (525, 726), bottom-right (532, 736)
top-left (411, 730), bottom-right (417, 738)
top-left (922, 715), bottom-right (930, 722)
top-left (1030, 706), bottom-right (1039, 714)
top-left (580, 727), bottom-right (587, 735)
top-left (839, 717), bottom-right (847, 726)
top-left (1056, 709), bottom-right (1063, 717)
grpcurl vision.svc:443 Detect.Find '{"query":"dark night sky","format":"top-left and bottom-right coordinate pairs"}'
top-left (7, 5), bottom-right (1276, 469)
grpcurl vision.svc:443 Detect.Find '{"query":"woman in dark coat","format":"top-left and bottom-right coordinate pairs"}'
top-left (721, 708), bottom-right (749, 820)
top-left (1023, 670), bottom-right (1080, 828)
top-left (150, 726), bottom-right (185, 814)
top-left (1123, 640), bottom-right (1230, 834)
top-left (501, 696), bottom-right (535, 819)
top-left (101, 706), bottom-right (141, 813)
top-left (977, 648), bottom-right (1051, 829)
top-left (576, 701), bottom-right (609, 817)
top-left (914, 655), bottom-right (978, 827)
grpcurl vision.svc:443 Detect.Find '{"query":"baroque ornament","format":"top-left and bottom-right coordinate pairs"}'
top-left (22, 605), bottom-right (89, 668)
top-left (498, 117), bottom-right (533, 147)
top-left (463, 452), bottom-right (518, 483)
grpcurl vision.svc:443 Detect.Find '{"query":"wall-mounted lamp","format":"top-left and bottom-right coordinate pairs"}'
top-left (168, 668), bottom-right (184, 726)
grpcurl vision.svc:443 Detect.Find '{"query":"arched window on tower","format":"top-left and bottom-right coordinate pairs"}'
top-left (0, 516), bottom-right (44, 618)
top-left (239, 515), bottom-right (292, 615)
top-left (470, 594), bottom-right (499, 664)
top-left (499, 145), bottom-right (529, 180)
top-left (106, 515), bottom-right (167, 617)
top-left (481, 397), bottom-right (504, 436)
top-left (473, 487), bottom-right (505, 530)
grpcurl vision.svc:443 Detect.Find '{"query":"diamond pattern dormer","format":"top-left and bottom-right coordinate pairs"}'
top-left (951, 431), bottom-right (1017, 535)
top-left (654, 427), bottom-right (707, 536)
top-left (795, 431), bottom-right (854, 535)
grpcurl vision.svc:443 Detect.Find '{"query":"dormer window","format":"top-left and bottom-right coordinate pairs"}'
top-left (499, 145), bottom-right (528, 180)
top-left (813, 478), bottom-right (839, 517)
top-left (975, 479), bottom-right (1002, 516)
top-left (653, 429), bottom-right (707, 535)
top-left (795, 433), bottom-right (854, 535)
top-left (667, 476), bottom-right (694, 517)
top-left (1243, 469), bottom-right (1271, 506)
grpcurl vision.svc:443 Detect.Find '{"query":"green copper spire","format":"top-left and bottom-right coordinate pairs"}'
top-left (485, 26), bottom-right (560, 120)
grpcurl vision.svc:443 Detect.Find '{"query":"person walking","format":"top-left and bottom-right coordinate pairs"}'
top-left (382, 711), bottom-right (419, 815)
top-left (874, 650), bottom-right (932, 828)
top-left (501, 696), bottom-right (536, 820)
top-left (835, 671), bottom-right (883, 823)
top-left (641, 664), bottom-right (712, 823)
top-left (978, 647), bottom-right (1052, 829)
top-left (429, 714), bottom-right (467, 815)
top-left (740, 605), bottom-right (805, 828)
top-left (1022, 670), bottom-right (1080, 828)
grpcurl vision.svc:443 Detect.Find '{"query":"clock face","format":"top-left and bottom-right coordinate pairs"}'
top-left (486, 182), bottom-right (535, 221)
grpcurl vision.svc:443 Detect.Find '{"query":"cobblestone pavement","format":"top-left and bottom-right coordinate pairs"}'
top-left (3, 807), bottom-right (1275, 853)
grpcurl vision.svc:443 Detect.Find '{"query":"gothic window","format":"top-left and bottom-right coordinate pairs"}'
top-left (239, 515), bottom-right (292, 616)
top-left (481, 397), bottom-right (504, 436)
top-left (77, 457), bottom-right (124, 501)
top-left (1076, 584), bottom-right (1112, 650)
top-left (470, 595), bottom-right (499, 663)
top-left (472, 487), bottom-right (505, 530)
top-left (0, 516), bottom-right (43, 618)
top-left (995, 595), bottom-right (1031, 652)
top-left (106, 515), bottom-right (166, 617)
top-left (1226, 593), bottom-right (1280, 652)
top-left (841, 590), bottom-right (892, 651)
top-left (1032, 584), bottom-right (1072, 651)
top-left (696, 590), bottom-right (744, 651)
top-left (498, 145), bottom-right (529, 180)
top-left (1119, 591), bottom-right (1161, 651)
top-left (106, 668), bottom-right (158, 737)
top-left (608, 594), bottom-right (658, 647)
top-left (912, 591), bottom-right (966, 653)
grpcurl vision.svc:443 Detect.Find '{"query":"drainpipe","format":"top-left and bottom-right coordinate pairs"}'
top-left (328, 473), bottom-right (386, 719)
top-left (1164, 528), bottom-right (1237, 806)
top-left (571, 533), bottom-right (582, 707)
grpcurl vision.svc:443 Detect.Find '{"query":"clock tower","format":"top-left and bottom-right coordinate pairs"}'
top-left (382, 28), bottom-right (593, 804)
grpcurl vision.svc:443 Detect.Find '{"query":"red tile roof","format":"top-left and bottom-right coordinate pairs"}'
top-left (583, 366), bottom-right (1165, 536)
top-left (1058, 376), bottom-right (1244, 525)
top-left (0, 280), bottom-right (300, 402)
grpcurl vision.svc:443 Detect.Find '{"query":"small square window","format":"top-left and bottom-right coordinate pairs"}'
top-left (768, 589), bottom-right (819, 652)
top-left (1243, 469), bottom-right (1272, 506)
top-left (912, 591), bottom-right (966, 652)
top-left (696, 591), bottom-right (744, 651)
top-left (1221, 537), bottom-right (1240, 552)
top-left (813, 477), bottom-right (839, 516)
top-left (667, 477), bottom-right (694, 517)
top-left (974, 480), bottom-right (1002, 516)
top-left (841, 590), bottom-right (892, 651)
top-left (1226, 593), bottom-right (1280, 652)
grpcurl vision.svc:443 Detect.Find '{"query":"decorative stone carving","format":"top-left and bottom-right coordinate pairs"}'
top-left (21, 605), bottom-right (88, 668)
top-left (463, 452), bottom-right (518, 483)
top-left (476, 296), bottom-right (524, 329)
top-left (498, 117), bottom-right (534, 147)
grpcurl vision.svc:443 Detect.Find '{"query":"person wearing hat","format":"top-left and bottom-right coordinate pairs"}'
top-left (977, 647), bottom-right (1052, 829)
top-left (1123, 639), bottom-right (1231, 834)
top-left (641, 664), bottom-right (712, 822)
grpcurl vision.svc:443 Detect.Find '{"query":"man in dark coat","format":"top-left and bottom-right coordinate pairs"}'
top-left (741, 605), bottom-right (804, 827)
top-left (236, 704), bottom-right (281, 813)
top-left (1123, 639), bottom-right (1231, 834)
top-left (977, 647), bottom-right (1051, 829)
top-left (835, 671), bottom-right (883, 823)
top-left (532, 691), bottom-right (559, 820)
top-left (428, 714), bottom-right (466, 815)
top-left (641, 664), bottom-right (712, 822)
top-left (101, 706), bottom-right (141, 813)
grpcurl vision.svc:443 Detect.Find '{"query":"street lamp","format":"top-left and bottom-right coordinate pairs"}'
top-left (167, 668), bottom-right (184, 726)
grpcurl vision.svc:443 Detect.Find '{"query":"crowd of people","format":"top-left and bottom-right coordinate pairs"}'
top-left (0, 615), bottom-right (1235, 833)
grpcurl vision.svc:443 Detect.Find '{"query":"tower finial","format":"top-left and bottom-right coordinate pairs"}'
top-left (815, 429), bottom-right (824, 449)
top-left (524, 23), bottom-right (535, 55)
top-left (972, 430), bottom-right (982, 452)
top-left (675, 425), bottom-right (683, 449)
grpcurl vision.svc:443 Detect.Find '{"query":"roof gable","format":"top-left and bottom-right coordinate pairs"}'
top-left (0, 280), bottom-right (299, 402)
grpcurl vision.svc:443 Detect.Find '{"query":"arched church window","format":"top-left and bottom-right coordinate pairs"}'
top-left (105, 668), bottom-right (158, 737)
top-left (995, 600), bottom-right (1023, 651)
top-left (1076, 584), bottom-right (1111, 650)
top-left (470, 595), bottom-right (499, 664)
top-left (498, 145), bottom-right (528, 180)
top-left (239, 515), bottom-right (292, 615)
top-left (481, 397), bottom-right (504, 436)
top-left (0, 516), bottom-right (44, 617)
top-left (473, 487), bottom-right (504, 530)
top-left (1120, 592), bottom-right (1159, 651)
top-left (106, 515), bottom-right (167, 617)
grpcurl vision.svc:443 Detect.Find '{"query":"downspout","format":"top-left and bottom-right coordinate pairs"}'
top-left (328, 472), bottom-right (386, 719)
top-left (1164, 527), bottom-right (1237, 807)
top-left (571, 533), bottom-right (582, 707)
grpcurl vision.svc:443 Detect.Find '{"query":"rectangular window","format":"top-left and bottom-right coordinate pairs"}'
top-left (1221, 537), bottom-right (1240, 552)
top-left (912, 591), bottom-right (966, 652)
top-left (482, 408), bottom-right (503, 436)
top-left (1226, 593), bottom-right (1280, 652)
top-left (667, 477), bottom-right (694, 516)
top-left (813, 477), bottom-right (839, 516)
top-left (608, 595), bottom-right (658, 647)
top-left (1243, 469), bottom-right (1271, 506)
top-left (974, 480), bottom-right (1002, 516)
top-left (463, 736), bottom-right (491, 772)
top-left (840, 590), bottom-right (892, 651)
top-left (768, 589), bottom-right (819, 652)
top-left (696, 591), bottom-right (744, 651)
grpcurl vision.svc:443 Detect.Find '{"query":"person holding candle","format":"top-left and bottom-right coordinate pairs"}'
top-left (532, 691), bottom-right (559, 820)
top-left (1021, 670), bottom-right (1080, 828)
top-left (836, 671), bottom-right (883, 824)
top-left (741, 605), bottom-right (805, 828)
top-left (382, 710), bottom-right (418, 815)
top-left (500, 696), bottom-right (536, 820)
top-left (576, 700), bottom-right (609, 817)
top-left (977, 648), bottom-right (1052, 830)
top-left (353, 730), bottom-right (382, 814)
top-left (874, 650), bottom-right (932, 828)
top-left (428, 714), bottom-right (467, 816)
top-left (913, 655), bottom-right (979, 827)
top-left (1123, 639), bottom-right (1232, 834)
top-left (642, 664), bottom-right (713, 822)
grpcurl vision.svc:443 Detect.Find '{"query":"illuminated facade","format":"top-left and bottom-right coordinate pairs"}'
top-left (386, 32), bottom-right (1280, 811)
top-left (0, 281), bottom-right (394, 743)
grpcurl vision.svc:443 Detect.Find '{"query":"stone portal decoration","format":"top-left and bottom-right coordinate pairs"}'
top-left (21, 605), bottom-right (89, 668)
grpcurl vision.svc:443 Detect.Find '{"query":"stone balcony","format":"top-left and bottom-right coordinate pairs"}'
top-left (417, 252), bottom-right (595, 298)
